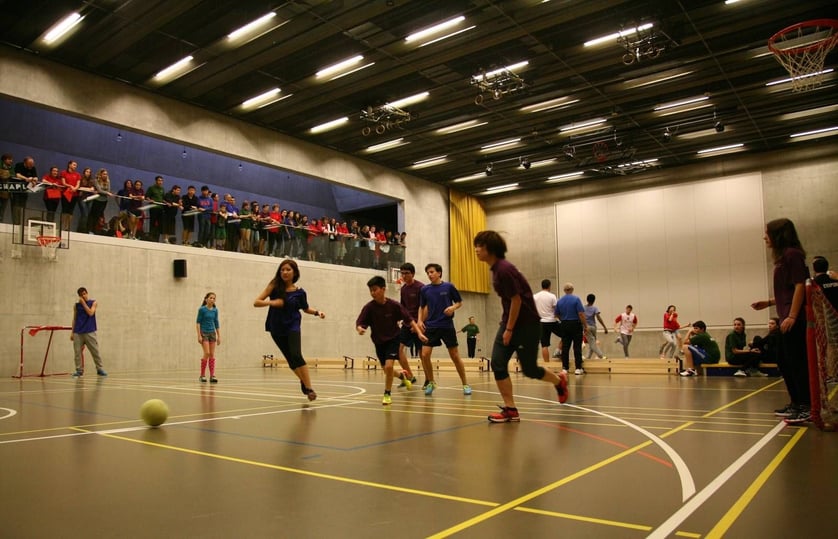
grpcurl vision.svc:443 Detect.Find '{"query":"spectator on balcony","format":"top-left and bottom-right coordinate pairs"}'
top-left (76, 167), bottom-right (95, 233)
top-left (11, 156), bottom-right (38, 225)
top-left (86, 168), bottom-right (111, 234)
top-left (180, 185), bottom-right (199, 246)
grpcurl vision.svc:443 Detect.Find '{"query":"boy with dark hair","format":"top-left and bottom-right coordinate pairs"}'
top-left (396, 262), bottom-right (422, 385)
top-left (357, 276), bottom-right (427, 405)
top-left (679, 320), bottom-right (721, 377)
top-left (473, 230), bottom-right (569, 422)
top-left (71, 287), bottom-right (108, 378)
top-left (418, 263), bottom-right (471, 396)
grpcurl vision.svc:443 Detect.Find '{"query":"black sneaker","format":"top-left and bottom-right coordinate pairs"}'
top-left (774, 403), bottom-right (796, 417)
top-left (784, 408), bottom-right (811, 425)
top-left (199, 376), bottom-right (207, 383)
top-left (210, 377), bottom-right (218, 384)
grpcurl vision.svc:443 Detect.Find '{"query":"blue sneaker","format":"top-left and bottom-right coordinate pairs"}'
top-left (424, 381), bottom-right (437, 395)
top-left (71, 370), bottom-right (83, 378)
top-left (96, 369), bottom-right (108, 377)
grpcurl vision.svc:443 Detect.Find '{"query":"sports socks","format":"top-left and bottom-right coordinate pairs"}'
top-left (200, 358), bottom-right (208, 377)
top-left (209, 358), bottom-right (216, 377)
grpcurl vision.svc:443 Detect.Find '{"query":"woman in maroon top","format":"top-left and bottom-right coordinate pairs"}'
top-left (751, 218), bottom-right (810, 424)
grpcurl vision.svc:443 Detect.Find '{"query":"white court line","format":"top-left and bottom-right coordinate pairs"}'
top-left (521, 394), bottom-right (696, 502)
top-left (0, 408), bottom-right (19, 420)
top-left (647, 420), bottom-right (787, 538)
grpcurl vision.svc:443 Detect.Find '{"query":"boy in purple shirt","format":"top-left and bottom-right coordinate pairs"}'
top-left (474, 231), bottom-right (568, 422)
top-left (418, 264), bottom-right (472, 396)
top-left (71, 287), bottom-right (108, 377)
top-left (357, 276), bottom-right (427, 405)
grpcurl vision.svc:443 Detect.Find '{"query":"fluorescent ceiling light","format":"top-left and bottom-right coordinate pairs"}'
top-left (486, 183), bottom-right (519, 191)
top-left (310, 117), bottom-right (349, 134)
top-left (677, 126), bottom-right (734, 140)
top-left (697, 143), bottom-right (744, 155)
top-left (529, 158), bottom-right (557, 168)
top-left (327, 62), bottom-right (375, 81)
top-left (789, 126), bottom-right (838, 138)
top-left (228, 12), bottom-right (276, 41)
top-left (624, 70), bottom-right (693, 89)
top-left (365, 138), bottom-right (408, 153)
top-left (435, 120), bottom-right (486, 134)
top-left (765, 68), bottom-right (834, 87)
top-left (520, 97), bottom-right (578, 113)
top-left (43, 12), bottom-right (84, 44)
top-left (617, 159), bottom-right (659, 168)
top-left (725, 0), bottom-right (741, 4)
top-left (779, 104), bottom-right (838, 121)
top-left (480, 138), bottom-right (521, 153)
top-left (559, 118), bottom-right (607, 133)
top-left (451, 172), bottom-right (487, 183)
top-left (584, 23), bottom-right (653, 48)
top-left (316, 55), bottom-right (364, 79)
top-left (154, 56), bottom-right (194, 81)
top-left (473, 61), bottom-right (530, 81)
top-left (405, 16), bottom-right (465, 43)
top-left (411, 155), bottom-right (448, 169)
top-left (546, 171), bottom-right (584, 183)
top-left (418, 26), bottom-right (475, 48)
top-left (654, 96), bottom-right (709, 111)
top-left (241, 88), bottom-right (281, 109)
top-left (388, 92), bottom-right (429, 109)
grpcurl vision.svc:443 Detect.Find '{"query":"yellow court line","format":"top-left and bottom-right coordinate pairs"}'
top-left (514, 506), bottom-right (652, 532)
top-left (429, 378), bottom-right (787, 537)
top-left (704, 425), bottom-right (808, 538)
top-left (91, 430), bottom-right (499, 508)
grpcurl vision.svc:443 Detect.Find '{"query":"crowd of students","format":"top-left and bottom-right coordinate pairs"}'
top-left (0, 155), bottom-right (404, 269)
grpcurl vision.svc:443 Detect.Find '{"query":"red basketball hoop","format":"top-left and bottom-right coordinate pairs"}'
top-left (768, 19), bottom-right (838, 92)
top-left (36, 235), bottom-right (61, 259)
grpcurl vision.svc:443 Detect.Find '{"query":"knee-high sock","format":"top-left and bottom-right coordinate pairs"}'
top-left (201, 358), bottom-right (208, 376)
top-left (209, 357), bottom-right (216, 377)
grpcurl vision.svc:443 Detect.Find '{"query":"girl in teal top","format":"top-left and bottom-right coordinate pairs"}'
top-left (196, 292), bottom-right (221, 383)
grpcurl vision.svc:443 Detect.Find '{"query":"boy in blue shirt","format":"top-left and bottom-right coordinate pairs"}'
top-left (71, 287), bottom-right (107, 377)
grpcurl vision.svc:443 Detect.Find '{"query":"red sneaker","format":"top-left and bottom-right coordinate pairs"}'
top-left (556, 371), bottom-right (569, 404)
top-left (488, 406), bottom-right (520, 423)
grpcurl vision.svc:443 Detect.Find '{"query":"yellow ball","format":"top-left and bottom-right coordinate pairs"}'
top-left (140, 399), bottom-right (169, 427)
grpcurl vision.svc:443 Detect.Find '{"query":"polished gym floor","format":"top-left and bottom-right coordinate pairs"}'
top-left (1, 364), bottom-right (835, 538)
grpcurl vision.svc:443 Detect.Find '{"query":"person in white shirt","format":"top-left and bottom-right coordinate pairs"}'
top-left (614, 305), bottom-right (638, 358)
top-left (533, 279), bottom-right (562, 365)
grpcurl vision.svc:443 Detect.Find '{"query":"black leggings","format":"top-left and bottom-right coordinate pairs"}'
top-left (270, 330), bottom-right (306, 370)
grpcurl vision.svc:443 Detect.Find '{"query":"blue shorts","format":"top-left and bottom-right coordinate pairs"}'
top-left (687, 345), bottom-right (709, 366)
top-left (423, 327), bottom-right (458, 348)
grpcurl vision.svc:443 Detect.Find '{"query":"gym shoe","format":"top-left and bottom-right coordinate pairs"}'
top-left (199, 376), bottom-right (207, 383)
top-left (679, 368), bottom-right (697, 377)
top-left (748, 369), bottom-right (768, 377)
top-left (734, 369), bottom-right (747, 377)
top-left (382, 393), bottom-right (392, 406)
top-left (552, 349), bottom-right (561, 359)
top-left (784, 408), bottom-right (811, 425)
top-left (96, 369), bottom-right (107, 376)
top-left (774, 403), bottom-right (796, 417)
top-left (574, 368), bottom-right (584, 375)
top-left (306, 389), bottom-right (317, 402)
top-left (555, 371), bottom-right (569, 404)
top-left (210, 377), bottom-right (218, 384)
top-left (463, 385), bottom-right (472, 396)
top-left (488, 406), bottom-right (520, 423)
top-left (71, 370), bottom-right (83, 378)
top-left (424, 381), bottom-right (437, 395)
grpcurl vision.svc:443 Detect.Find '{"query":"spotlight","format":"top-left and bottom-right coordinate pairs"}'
top-left (520, 157), bottom-right (531, 169)
top-left (663, 127), bottom-right (672, 142)
top-left (486, 163), bottom-right (494, 176)
top-left (116, 132), bottom-right (122, 143)
top-left (182, 148), bottom-right (187, 159)
top-left (714, 121), bottom-right (725, 133)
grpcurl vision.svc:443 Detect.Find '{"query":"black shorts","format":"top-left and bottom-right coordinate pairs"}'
top-left (423, 327), bottom-right (458, 348)
top-left (374, 340), bottom-right (400, 367)
top-left (540, 321), bottom-right (562, 347)
top-left (399, 325), bottom-right (422, 348)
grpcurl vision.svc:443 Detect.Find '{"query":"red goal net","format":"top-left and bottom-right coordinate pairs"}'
top-left (805, 280), bottom-right (838, 430)
top-left (14, 326), bottom-right (79, 378)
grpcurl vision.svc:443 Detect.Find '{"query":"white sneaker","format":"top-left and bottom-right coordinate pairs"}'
top-left (679, 368), bottom-right (697, 377)
top-left (734, 369), bottom-right (747, 377)
top-left (574, 368), bottom-right (584, 375)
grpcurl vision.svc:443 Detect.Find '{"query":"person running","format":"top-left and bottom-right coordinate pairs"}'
top-left (584, 293), bottom-right (608, 360)
top-left (395, 262), bottom-right (422, 388)
top-left (356, 276), bottom-right (427, 405)
top-left (614, 305), bottom-right (638, 358)
top-left (417, 263), bottom-right (471, 396)
top-left (195, 292), bottom-right (221, 383)
top-left (253, 259), bottom-right (324, 401)
top-left (473, 230), bottom-right (568, 422)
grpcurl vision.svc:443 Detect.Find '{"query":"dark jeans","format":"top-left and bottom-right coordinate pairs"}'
top-left (560, 320), bottom-right (584, 370)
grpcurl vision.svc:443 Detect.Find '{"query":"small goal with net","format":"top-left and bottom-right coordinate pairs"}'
top-left (14, 326), bottom-right (82, 378)
top-left (805, 280), bottom-right (838, 431)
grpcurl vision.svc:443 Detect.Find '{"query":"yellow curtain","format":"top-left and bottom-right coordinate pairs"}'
top-left (449, 189), bottom-right (490, 294)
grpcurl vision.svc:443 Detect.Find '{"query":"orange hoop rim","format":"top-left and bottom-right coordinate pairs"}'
top-left (768, 19), bottom-right (838, 55)
top-left (36, 235), bottom-right (62, 247)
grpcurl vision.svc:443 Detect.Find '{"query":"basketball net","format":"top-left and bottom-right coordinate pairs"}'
top-left (768, 19), bottom-right (838, 92)
top-left (805, 280), bottom-right (838, 431)
top-left (36, 235), bottom-right (61, 260)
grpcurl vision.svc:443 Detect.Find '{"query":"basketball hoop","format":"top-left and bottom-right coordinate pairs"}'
top-left (36, 235), bottom-right (61, 260)
top-left (768, 19), bottom-right (838, 92)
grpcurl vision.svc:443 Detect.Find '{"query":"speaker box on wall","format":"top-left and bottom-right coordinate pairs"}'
top-left (173, 259), bottom-right (187, 278)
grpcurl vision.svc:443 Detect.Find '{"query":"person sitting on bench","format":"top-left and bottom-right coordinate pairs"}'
top-left (725, 317), bottom-right (768, 377)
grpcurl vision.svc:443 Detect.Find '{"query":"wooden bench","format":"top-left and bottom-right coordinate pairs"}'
top-left (701, 362), bottom-right (779, 376)
top-left (262, 355), bottom-right (357, 369)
